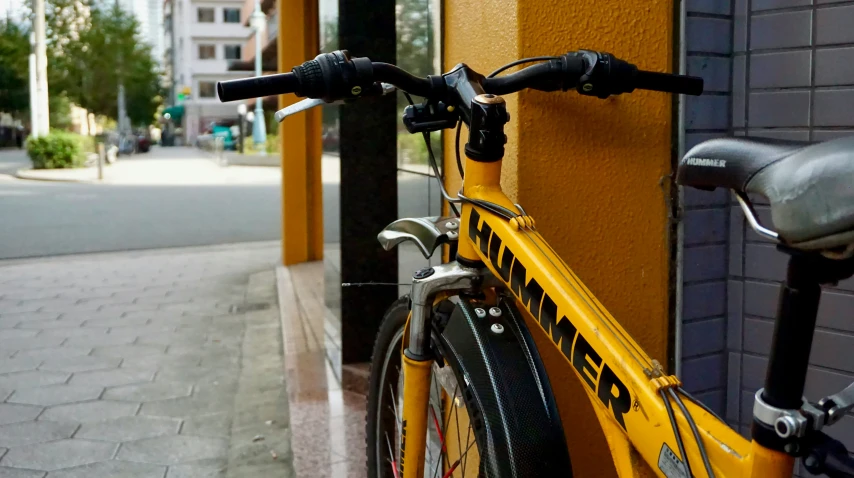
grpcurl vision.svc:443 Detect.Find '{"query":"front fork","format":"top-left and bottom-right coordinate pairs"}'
top-left (398, 262), bottom-right (489, 478)
top-left (400, 352), bottom-right (433, 478)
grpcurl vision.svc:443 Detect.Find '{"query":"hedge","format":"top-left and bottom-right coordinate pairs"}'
top-left (26, 132), bottom-right (87, 169)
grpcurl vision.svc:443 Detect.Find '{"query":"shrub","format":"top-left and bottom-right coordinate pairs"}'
top-left (397, 130), bottom-right (441, 166)
top-left (265, 133), bottom-right (279, 154)
top-left (26, 132), bottom-right (87, 169)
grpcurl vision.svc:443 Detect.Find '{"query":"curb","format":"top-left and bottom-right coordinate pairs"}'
top-left (0, 240), bottom-right (280, 267)
top-left (275, 263), bottom-right (369, 396)
top-left (224, 269), bottom-right (296, 477)
top-left (14, 168), bottom-right (100, 183)
top-left (224, 154), bottom-right (280, 168)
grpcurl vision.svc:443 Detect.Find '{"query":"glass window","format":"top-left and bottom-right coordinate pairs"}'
top-left (395, 0), bottom-right (442, 290)
top-left (198, 81), bottom-right (216, 98)
top-left (197, 7), bottom-right (214, 22)
top-left (224, 45), bottom-right (241, 60)
top-left (198, 44), bottom-right (215, 59)
top-left (395, 0), bottom-right (440, 176)
top-left (223, 8), bottom-right (240, 23)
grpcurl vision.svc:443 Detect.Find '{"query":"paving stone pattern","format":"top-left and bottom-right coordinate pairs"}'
top-left (0, 243), bottom-right (293, 477)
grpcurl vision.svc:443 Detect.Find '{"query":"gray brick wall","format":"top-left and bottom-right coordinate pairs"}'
top-left (680, 0), bottom-right (733, 415)
top-left (683, 0), bottom-right (854, 474)
top-left (733, 0), bottom-right (854, 140)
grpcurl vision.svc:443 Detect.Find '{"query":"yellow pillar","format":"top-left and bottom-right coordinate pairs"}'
top-left (278, 0), bottom-right (323, 265)
top-left (445, 2), bottom-right (675, 477)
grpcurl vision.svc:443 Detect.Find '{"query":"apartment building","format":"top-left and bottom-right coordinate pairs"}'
top-left (163, 0), bottom-right (252, 142)
top-left (224, 0), bottom-right (277, 111)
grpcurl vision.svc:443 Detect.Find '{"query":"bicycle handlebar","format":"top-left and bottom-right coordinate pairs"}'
top-left (217, 73), bottom-right (301, 103)
top-left (217, 49), bottom-right (703, 107)
top-left (634, 70), bottom-right (703, 96)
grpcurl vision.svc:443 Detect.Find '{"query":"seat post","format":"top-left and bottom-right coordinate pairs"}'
top-left (752, 253), bottom-right (827, 453)
top-left (762, 253), bottom-right (823, 411)
top-left (752, 252), bottom-right (854, 452)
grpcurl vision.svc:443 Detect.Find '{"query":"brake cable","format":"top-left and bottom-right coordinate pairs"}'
top-left (403, 90), bottom-right (461, 217)
top-left (670, 388), bottom-right (716, 478)
top-left (454, 120), bottom-right (464, 179)
top-left (411, 56), bottom-right (563, 218)
top-left (487, 56), bottom-right (561, 78)
top-left (661, 389), bottom-right (693, 477)
top-left (448, 56), bottom-right (560, 181)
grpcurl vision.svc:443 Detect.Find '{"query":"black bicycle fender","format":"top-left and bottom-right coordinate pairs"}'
top-left (436, 295), bottom-right (573, 477)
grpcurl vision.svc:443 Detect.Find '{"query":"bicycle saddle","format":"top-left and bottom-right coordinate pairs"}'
top-left (677, 136), bottom-right (854, 251)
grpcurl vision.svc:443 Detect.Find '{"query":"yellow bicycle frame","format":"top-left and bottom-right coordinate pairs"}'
top-left (399, 152), bottom-right (795, 478)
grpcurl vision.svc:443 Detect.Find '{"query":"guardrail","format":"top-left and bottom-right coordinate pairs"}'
top-left (197, 134), bottom-right (228, 166)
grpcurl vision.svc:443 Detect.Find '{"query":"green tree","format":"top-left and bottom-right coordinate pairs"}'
top-left (34, 0), bottom-right (163, 127)
top-left (395, 0), bottom-right (434, 79)
top-left (49, 92), bottom-right (72, 130)
top-left (42, 0), bottom-right (94, 106)
top-left (0, 20), bottom-right (30, 117)
top-left (320, 16), bottom-right (337, 53)
top-left (394, 0), bottom-right (440, 164)
top-left (62, 2), bottom-right (163, 126)
top-left (123, 42), bottom-right (163, 125)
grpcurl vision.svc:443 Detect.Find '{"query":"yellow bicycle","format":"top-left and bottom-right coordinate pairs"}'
top-left (219, 50), bottom-right (854, 478)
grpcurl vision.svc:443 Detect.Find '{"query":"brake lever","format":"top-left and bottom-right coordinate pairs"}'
top-left (274, 83), bottom-right (397, 122)
top-left (274, 98), bottom-right (330, 122)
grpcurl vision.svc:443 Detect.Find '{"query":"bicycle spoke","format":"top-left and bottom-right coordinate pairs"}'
top-left (442, 439), bottom-right (476, 478)
top-left (428, 370), bottom-right (443, 473)
top-left (386, 433), bottom-right (400, 478)
top-left (433, 384), bottom-right (458, 478)
top-left (388, 382), bottom-right (403, 478)
top-left (384, 362), bottom-right (477, 478)
top-left (429, 406), bottom-right (446, 453)
top-left (454, 389), bottom-right (462, 478)
top-left (460, 422), bottom-right (473, 478)
top-left (389, 384), bottom-right (401, 428)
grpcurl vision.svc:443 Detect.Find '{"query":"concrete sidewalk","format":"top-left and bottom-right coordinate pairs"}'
top-left (0, 242), bottom-right (294, 477)
top-left (14, 147), bottom-right (280, 185)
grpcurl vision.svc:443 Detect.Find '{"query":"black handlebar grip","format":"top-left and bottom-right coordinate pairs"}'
top-left (217, 73), bottom-right (301, 102)
top-left (634, 70), bottom-right (704, 96)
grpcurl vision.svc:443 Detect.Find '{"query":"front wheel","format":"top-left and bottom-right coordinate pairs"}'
top-left (366, 295), bottom-right (572, 478)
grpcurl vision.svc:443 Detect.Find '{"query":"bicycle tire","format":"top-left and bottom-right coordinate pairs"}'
top-left (366, 295), bottom-right (572, 477)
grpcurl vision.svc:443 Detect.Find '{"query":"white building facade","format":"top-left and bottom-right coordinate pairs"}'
top-left (163, 0), bottom-right (251, 142)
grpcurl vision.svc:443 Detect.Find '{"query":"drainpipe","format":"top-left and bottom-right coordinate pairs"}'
top-left (674, 0), bottom-right (688, 378)
top-left (249, 1), bottom-right (267, 151)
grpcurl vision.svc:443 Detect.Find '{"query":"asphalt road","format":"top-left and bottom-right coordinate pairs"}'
top-left (0, 148), bottom-right (31, 176)
top-left (0, 147), bottom-right (435, 260)
top-left (0, 148), bottom-right (283, 260)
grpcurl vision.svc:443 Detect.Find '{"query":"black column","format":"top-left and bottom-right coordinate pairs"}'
top-left (338, 0), bottom-right (398, 363)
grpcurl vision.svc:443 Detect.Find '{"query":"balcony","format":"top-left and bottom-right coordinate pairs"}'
top-left (191, 22), bottom-right (251, 39)
top-left (226, 27), bottom-right (277, 73)
top-left (192, 59), bottom-right (240, 75)
top-left (267, 12), bottom-right (277, 41)
top-left (226, 11), bottom-right (277, 73)
top-left (241, 0), bottom-right (275, 27)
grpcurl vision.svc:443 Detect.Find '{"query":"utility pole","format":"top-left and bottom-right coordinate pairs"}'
top-left (28, 32), bottom-right (39, 138)
top-left (249, 0), bottom-right (266, 152)
top-left (33, 0), bottom-right (49, 135)
top-left (115, 0), bottom-right (129, 133)
top-left (118, 83), bottom-right (128, 131)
